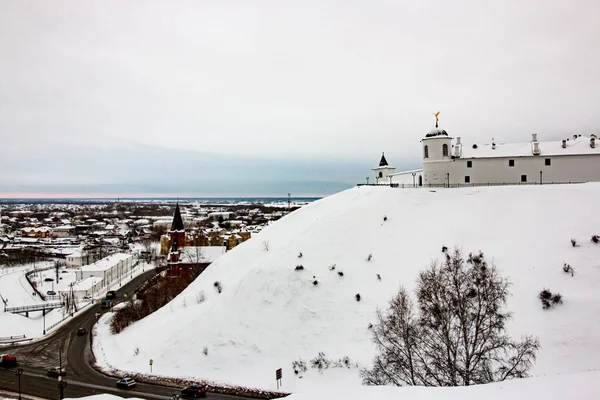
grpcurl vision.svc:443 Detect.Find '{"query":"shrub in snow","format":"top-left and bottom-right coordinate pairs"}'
top-left (312, 280), bottom-right (318, 286)
top-left (368, 323), bottom-right (373, 329)
top-left (338, 271), bottom-right (344, 277)
top-left (196, 291), bottom-right (205, 304)
top-left (472, 144), bottom-right (478, 149)
top-left (355, 293), bottom-right (361, 301)
top-left (134, 347), bottom-right (140, 356)
top-left (362, 248), bottom-right (540, 387)
top-left (329, 264), bottom-right (336, 271)
top-left (295, 265), bottom-right (304, 271)
top-left (376, 274), bottom-right (382, 281)
top-left (263, 240), bottom-right (269, 251)
top-left (442, 246), bottom-right (448, 253)
top-left (182, 297), bottom-right (187, 307)
top-left (310, 352), bottom-right (331, 371)
top-left (367, 254), bottom-right (372, 261)
top-left (214, 281), bottom-right (223, 293)
top-left (383, 215), bottom-right (387, 222)
top-left (563, 263), bottom-right (574, 277)
top-left (203, 346), bottom-right (208, 356)
top-left (592, 235), bottom-right (599, 244)
top-left (539, 288), bottom-right (563, 309)
top-left (292, 359), bottom-right (307, 374)
top-left (298, 252), bottom-right (303, 258)
top-left (571, 238), bottom-right (578, 247)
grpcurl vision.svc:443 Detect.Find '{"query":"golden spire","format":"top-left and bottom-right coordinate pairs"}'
top-left (433, 111), bottom-right (440, 128)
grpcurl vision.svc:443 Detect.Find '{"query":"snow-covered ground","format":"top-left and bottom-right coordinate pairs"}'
top-left (0, 259), bottom-right (154, 340)
top-left (94, 184), bottom-right (600, 394)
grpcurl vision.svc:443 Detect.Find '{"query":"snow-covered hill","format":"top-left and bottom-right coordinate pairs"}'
top-left (94, 184), bottom-right (600, 392)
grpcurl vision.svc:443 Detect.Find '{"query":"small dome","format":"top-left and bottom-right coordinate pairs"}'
top-left (425, 127), bottom-right (448, 138)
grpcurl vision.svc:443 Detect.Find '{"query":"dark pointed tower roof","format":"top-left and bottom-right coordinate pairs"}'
top-left (379, 152), bottom-right (389, 167)
top-left (170, 202), bottom-right (185, 231)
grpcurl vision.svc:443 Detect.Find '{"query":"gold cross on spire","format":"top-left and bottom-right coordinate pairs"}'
top-left (433, 111), bottom-right (440, 128)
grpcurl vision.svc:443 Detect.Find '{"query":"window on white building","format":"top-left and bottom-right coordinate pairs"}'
top-left (467, 161), bottom-right (472, 168)
top-left (545, 158), bottom-right (551, 166)
top-left (424, 145), bottom-right (429, 158)
top-left (378, 171), bottom-right (383, 178)
top-left (465, 176), bottom-right (471, 183)
top-left (442, 144), bottom-right (449, 157)
top-left (521, 175), bottom-right (527, 182)
top-left (509, 159), bottom-right (515, 167)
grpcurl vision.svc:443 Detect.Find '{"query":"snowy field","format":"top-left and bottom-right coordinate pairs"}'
top-left (0, 259), bottom-right (153, 340)
top-left (94, 184), bottom-right (600, 394)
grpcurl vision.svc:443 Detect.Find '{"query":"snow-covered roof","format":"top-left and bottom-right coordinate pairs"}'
top-left (389, 168), bottom-right (423, 176)
top-left (424, 127), bottom-right (450, 138)
top-left (459, 135), bottom-right (599, 159)
top-left (70, 277), bottom-right (102, 291)
top-left (78, 253), bottom-right (132, 272)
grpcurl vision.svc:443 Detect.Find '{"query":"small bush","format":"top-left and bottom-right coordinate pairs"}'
top-left (592, 235), bottom-right (599, 244)
top-left (472, 144), bottom-right (478, 149)
top-left (295, 265), bottom-right (304, 271)
top-left (442, 246), bottom-right (448, 253)
top-left (292, 359), bottom-right (307, 374)
top-left (376, 274), bottom-right (381, 281)
top-left (368, 323), bottom-right (373, 329)
top-left (196, 291), bottom-right (205, 304)
top-left (355, 293), bottom-right (361, 301)
top-left (263, 240), bottom-right (270, 251)
top-left (562, 263), bottom-right (574, 277)
top-left (383, 215), bottom-right (387, 222)
top-left (338, 271), bottom-right (344, 277)
top-left (310, 352), bottom-right (331, 371)
top-left (134, 347), bottom-right (140, 356)
top-left (298, 252), bottom-right (303, 258)
top-left (203, 346), bottom-right (208, 356)
top-left (214, 281), bottom-right (223, 293)
top-left (313, 280), bottom-right (318, 286)
top-left (571, 238), bottom-right (578, 247)
top-left (329, 264), bottom-right (336, 271)
top-left (539, 288), bottom-right (563, 309)
top-left (367, 254), bottom-right (372, 262)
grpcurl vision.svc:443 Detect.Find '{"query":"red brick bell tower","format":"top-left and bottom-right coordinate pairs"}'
top-left (167, 202), bottom-right (186, 277)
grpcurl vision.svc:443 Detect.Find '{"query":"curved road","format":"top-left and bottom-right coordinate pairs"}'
top-left (0, 269), bottom-right (246, 400)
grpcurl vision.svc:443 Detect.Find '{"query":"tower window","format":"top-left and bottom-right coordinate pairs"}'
top-left (465, 176), bottom-right (471, 183)
top-left (467, 161), bottom-right (472, 168)
top-left (509, 159), bottom-right (515, 167)
top-left (424, 145), bottom-right (429, 158)
top-left (545, 158), bottom-right (551, 166)
top-left (442, 144), bottom-right (449, 157)
top-left (378, 171), bottom-right (383, 178)
top-left (521, 175), bottom-right (527, 182)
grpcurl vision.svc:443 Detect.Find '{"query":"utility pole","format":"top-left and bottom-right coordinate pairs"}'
top-left (58, 375), bottom-right (67, 400)
top-left (16, 368), bottom-right (23, 400)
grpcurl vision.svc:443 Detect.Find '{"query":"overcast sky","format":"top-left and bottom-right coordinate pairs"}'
top-left (1, 0), bottom-right (599, 197)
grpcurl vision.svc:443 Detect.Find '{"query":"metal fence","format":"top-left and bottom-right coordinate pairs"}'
top-left (358, 181), bottom-right (586, 189)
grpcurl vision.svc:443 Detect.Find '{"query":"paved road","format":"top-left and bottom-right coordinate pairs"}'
top-left (0, 269), bottom-right (245, 400)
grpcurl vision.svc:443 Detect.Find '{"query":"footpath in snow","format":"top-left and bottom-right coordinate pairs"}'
top-left (93, 184), bottom-right (600, 394)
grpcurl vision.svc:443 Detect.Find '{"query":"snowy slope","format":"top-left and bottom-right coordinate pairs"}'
top-left (94, 184), bottom-right (600, 392)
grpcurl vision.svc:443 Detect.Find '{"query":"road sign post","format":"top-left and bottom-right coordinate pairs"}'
top-left (150, 358), bottom-right (153, 373)
top-left (275, 368), bottom-right (282, 389)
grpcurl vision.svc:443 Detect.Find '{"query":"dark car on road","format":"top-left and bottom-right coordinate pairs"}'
top-left (47, 367), bottom-right (66, 377)
top-left (106, 291), bottom-right (117, 300)
top-left (180, 384), bottom-right (208, 398)
top-left (116, 377), bottom-right (136, 389)
top-left (47, 290), bottom-right (56, 296)
top-left (77, 328), bottom-right (87, 336)
top-left (0, 354), bottom-right (17, 367)
top-left (101, 300), bottom-right (112, 309)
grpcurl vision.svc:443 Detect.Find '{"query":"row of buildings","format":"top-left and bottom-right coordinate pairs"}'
top-left (373, 117), bottom-right (600, 187)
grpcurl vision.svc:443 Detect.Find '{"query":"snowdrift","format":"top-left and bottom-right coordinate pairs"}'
top-left (94, 184), bottom-right (600, 392)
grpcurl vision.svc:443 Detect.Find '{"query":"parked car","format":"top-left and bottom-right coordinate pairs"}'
top-left (0, 354), bottom-right (17, 367)
top-left (47, 290), bottom-right (56, 296)
top-left (44, 278), bottom-right (54, 282)
top-left (180, 384), bottom-right (208, 398)
top-left (101, 300), bottom-right (112, 309)
top-left (106, 291), bottom-right (117, 300)
top-left (47, 367), bottom-right (67, 377)
top-left (116, 377), bottom-right (136, 389)
top-left (77, 328), bottom-right (87, 336)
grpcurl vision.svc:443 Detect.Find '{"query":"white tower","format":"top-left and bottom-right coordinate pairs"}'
top-left (372, 153), bottom-right (396, 184)
top-left (421, 113), bottom-right (453, 186)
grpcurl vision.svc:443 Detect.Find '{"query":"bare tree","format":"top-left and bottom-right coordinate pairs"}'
top-left (361, 248), bottom-right (539, 387)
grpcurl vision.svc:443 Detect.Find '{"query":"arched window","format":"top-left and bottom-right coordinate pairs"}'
top-left (378, 171), bottom-right (383, 178)
top-left (442, 143), bottom-right (449, 157)
top-left (424, 145), bottom-right (429, 158)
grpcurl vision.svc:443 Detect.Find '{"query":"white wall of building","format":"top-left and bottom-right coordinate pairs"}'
top-left (75, 253), bottom-right (133, 289)
top-left (372, 166), bottom-right (396, 184)
top-left (389, 170), bottom-right (424, 187)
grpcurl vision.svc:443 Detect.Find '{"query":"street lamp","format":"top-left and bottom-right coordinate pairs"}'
top-left (412, 172), bottom-right (416, 188)
top-left (15, 368), bottom-right (23, 400)
top-left (43, 309), bottom-right (46, 335)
